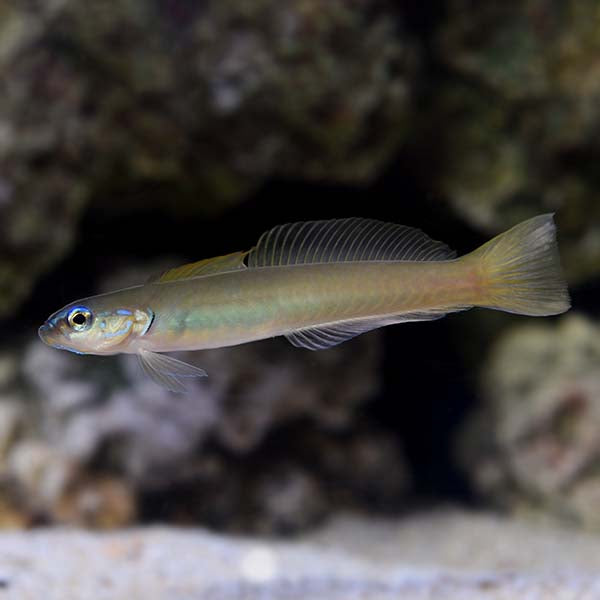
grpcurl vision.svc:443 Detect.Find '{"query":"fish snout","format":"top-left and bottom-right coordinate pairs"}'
top-left (38, 321), bottom-right (58, 347)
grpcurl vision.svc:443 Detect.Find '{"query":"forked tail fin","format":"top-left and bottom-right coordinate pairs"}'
top-left (467, 214), bottom-right (570, 316)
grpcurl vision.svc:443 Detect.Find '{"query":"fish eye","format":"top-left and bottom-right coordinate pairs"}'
top-left (67, 307), bottom-right (92, 331)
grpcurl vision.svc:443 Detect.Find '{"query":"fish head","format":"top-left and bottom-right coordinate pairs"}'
top-left (39, 299), bottom-right (153, 355)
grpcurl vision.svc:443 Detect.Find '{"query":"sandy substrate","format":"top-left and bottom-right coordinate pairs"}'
top-left (1, 509), bottom-right (600, 599)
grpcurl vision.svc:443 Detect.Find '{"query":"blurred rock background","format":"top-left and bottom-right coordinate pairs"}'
top-left (0, 0), bottom-right (597, 535)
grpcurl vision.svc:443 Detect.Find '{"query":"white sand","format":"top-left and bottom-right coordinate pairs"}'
top-left (1, 509), bottom-right (600, 599)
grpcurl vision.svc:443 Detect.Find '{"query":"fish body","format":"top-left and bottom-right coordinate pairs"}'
top-left (63, 260), bottom-right (475, 353)
top-left (144, 260), bottom-right (476, 351)
top-left (39, 215), bottom-right (570, 391)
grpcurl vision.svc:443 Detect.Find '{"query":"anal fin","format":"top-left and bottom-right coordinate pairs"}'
top-left (285, 308), bottom-right (467, 351)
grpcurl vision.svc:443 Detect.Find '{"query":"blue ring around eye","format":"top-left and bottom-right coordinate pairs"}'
top-left (67, 306), bottom-right (93, 329)
top-left (67, 306), bottom-right (91, 319)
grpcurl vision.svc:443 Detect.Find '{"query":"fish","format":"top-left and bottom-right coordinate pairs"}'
top-left (39, 215), bottom-right (570, 392)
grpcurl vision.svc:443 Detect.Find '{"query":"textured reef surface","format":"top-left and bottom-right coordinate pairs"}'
top-left (0, 0), bottom-right (412, 316)
top-left (460, 314), bottom-right (600, 529)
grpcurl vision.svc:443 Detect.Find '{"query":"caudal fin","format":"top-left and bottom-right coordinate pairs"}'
top-left (467, 214), bottom-right (570, 316)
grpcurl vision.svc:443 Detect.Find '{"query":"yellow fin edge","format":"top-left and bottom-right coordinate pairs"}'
top-left (151, 251), bottom-right (248, 283)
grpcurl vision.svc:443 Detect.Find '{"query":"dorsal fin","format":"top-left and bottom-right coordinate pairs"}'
top-left (247, 218), bottom-right (455, 267)
top-left (147, 218), bottom-right (454, 283)
top-left (149, 251), bottom-right (248, 283)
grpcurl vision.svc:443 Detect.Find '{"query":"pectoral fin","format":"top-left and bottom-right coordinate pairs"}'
top-left (137, 349), bottom-right (207, 393)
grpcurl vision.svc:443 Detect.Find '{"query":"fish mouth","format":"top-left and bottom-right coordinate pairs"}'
top-left (38, 322), bottom-right (61, 347)
top-left (38, 322), bottom-right (53, 346)
top-left (38, 321), bottom-right (87, 355)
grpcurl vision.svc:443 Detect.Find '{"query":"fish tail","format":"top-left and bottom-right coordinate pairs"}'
top-left (466, 214), bottom-right (570, 316)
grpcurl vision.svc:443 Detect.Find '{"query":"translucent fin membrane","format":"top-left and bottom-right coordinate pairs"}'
top-left (137, 349), bottom-right (207, 393)
top-left (150, 252), bottom-right (248, 283)
top-left (469, 214), bottom-right (570, 316)
top-left (285, 311), bottom-right (454, 350)
top-left (248, 218), bottom-right (456, 267)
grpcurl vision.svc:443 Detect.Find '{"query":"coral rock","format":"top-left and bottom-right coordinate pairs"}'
top-left (459, 314), bottom-right (600, 529)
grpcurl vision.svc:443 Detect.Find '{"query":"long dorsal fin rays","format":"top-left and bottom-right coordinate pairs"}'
top-left (247, 218), bottom-right (457, 268)
top-left (137, 349), bottom-right (207, 393)
top-left (285, 307), bottom-right (470, 350)
top-left (149, 251), bottom-right (248, 284)
top-left (148, 218), bottom-right (455, 284)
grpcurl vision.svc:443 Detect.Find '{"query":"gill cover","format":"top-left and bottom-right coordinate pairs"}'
top-left (90, 307), bottom-right (154, 352)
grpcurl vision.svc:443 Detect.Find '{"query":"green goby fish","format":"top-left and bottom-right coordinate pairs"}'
top-left (39, 215), bottom-right (570, 391)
